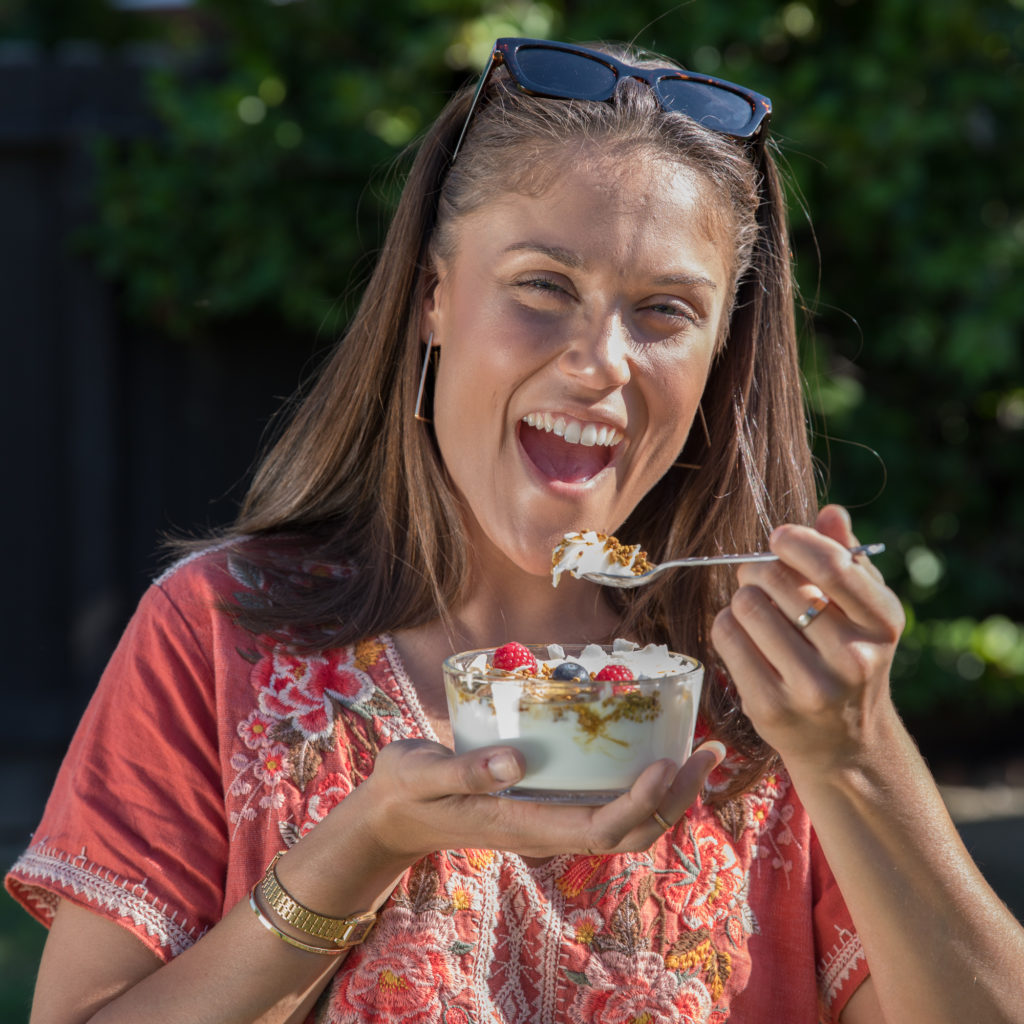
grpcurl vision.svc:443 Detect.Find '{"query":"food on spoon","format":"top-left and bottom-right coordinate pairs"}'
top-left (550, 530), bottom-right (654, 587)
top-left (443, 640), bottom-right (704, 804)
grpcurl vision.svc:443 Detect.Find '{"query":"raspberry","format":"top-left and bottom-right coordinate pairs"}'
top-left (492, 642), bottom-right (538, 673)
top-left (594, 664), bottom-right (635, 682)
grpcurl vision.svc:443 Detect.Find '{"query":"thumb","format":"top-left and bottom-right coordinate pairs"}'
top-left (664, 740), bottom-right (727, 810)
top-left (413, 743), bottom-right (527, 798)
top-left (372, 739), bottom-right (525, 799)
top-left (816, 503), bottom-right (858, 547)
top-left (690, 739), bottom-right (727, 782)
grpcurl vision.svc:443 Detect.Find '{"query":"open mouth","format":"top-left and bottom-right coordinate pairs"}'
top-left (519, 412), bottom-right (622, 484)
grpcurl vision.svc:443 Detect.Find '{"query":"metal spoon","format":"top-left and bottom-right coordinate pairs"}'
top-left (581, 542), bottom-right (886, 588)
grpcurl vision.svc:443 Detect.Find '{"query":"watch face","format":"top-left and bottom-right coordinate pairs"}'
top-left (338, 913), bottom-right (378, 948)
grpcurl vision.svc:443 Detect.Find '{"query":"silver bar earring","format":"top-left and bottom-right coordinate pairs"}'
top-left (673, 403), bottom-right (710, 469)
top-left (413, 332), bottom-right (434, 424)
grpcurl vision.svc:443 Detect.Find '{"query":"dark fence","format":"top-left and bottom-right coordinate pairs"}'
top-left (0, 50), bottom-right (310, 856)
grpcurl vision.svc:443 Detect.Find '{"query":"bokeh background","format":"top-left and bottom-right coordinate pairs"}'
top-left (2, 0), bottom-right (1022, 1014)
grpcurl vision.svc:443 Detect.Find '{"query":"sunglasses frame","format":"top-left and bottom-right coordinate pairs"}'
top-left (450, 37), bottom-right (773, 164)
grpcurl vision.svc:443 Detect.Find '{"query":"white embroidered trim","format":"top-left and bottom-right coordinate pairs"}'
top-left (10, 842), bottom-right (202, 957)
top-left (153, 536), bottom-right (243, 587)
top-left (380, 633), bottom-right (438, 742)
top-left (817, 924), bottom-right (867, 1014)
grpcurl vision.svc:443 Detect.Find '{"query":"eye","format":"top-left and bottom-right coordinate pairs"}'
top-left (641, 298), bottom-right (703, 327)
top-left (516, 275), bottom-right (570, 297)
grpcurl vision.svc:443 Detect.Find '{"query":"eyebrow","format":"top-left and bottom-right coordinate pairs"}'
top-left (653, 273), bottom-right (718, 291)
top-left (503, 241), bottom-right (584, 268)
top-left (502, 242), bottom-right (718, 291)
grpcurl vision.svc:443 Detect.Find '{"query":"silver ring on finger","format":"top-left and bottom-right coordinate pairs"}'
top-left (794, 595), bottom-right (830, 631)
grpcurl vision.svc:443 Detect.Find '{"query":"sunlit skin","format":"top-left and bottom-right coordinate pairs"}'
top-left (423, 152), bottom-right (734, 632)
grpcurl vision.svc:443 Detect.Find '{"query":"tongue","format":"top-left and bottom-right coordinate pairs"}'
top-left (520, 424), bottom-right (611, 483)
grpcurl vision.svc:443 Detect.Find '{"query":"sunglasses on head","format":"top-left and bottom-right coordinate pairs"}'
top-left (450, 37), bottom-right (772, 164)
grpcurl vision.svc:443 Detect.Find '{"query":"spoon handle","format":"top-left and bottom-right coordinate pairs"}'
top-left (582, 542), bottom-right (887, 588)
top-left (661, 541), bottom-right (886, 569)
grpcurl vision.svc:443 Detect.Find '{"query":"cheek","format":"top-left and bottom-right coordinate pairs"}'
top-left (643, 351), bottom-right (715, 451)
top-left (431, 346), bottom-right (505, 479)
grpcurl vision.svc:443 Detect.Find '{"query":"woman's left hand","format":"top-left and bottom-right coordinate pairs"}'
top-left (710, 504), bottom-right (906, 771)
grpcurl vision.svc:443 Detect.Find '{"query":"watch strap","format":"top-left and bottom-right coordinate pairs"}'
top-left (258, 853), bottom-right (378, 949)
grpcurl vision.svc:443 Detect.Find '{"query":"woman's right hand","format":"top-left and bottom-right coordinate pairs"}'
top-left (348, 737), bottom-right (726, 866)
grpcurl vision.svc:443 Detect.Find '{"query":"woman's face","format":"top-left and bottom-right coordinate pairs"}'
top-left (424, 153), bottom-right (734, 578)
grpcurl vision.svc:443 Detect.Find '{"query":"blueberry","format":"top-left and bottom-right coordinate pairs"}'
top-left (551, 661), bottom-right (590, 683)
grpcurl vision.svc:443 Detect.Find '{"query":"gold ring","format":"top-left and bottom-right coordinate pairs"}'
top-left (795, 595), bottom-right (830, 630)
top-left (652, 810), bottom-right (673, 832)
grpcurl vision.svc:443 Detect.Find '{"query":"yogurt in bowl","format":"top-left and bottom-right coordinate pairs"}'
top-left (442, 640), bottom-right (704, 804)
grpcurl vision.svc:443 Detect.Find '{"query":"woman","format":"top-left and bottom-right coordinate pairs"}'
top-left (8, 37), bottom-right (1023, 1024)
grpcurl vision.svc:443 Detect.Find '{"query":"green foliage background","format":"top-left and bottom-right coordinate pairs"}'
top-left (9, 0), bottom-right (1024, 728)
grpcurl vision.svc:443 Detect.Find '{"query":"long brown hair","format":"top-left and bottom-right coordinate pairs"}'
top-left (212, 46), bottom-right (816, 795)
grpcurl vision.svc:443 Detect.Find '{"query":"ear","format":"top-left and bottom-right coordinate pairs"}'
top-left (420, 261), bottom-right (446, 344)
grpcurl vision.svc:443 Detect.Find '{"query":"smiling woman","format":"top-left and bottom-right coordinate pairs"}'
top-left (424, 156), bottom-right (730, 578)
top-left (7, 34), bottom-right (1024, 1024)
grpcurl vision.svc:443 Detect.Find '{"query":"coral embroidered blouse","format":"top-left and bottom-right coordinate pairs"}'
top-left (6, 547), bottom-right (869, 1023)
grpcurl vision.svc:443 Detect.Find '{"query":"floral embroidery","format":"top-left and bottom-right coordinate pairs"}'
top-left (710, 765), bottom-right (802, 886)
top-left (226, 731), bottom-right (294, 838)
top-left (298, 771), bottom-right (353, 837)
top-left (238, 709), bottom-right (275, 748)
top-left (230, 642), bottom-right (388, 827)
top-left (557, 855), bottom-right (606, 897)
top-left (461, 848), bottom-right (496, 872)
top-left (554, 848), bottom-right (755, 1021)
top-left (664, 824), bottom-right (748, 930)
top-left (253, 743), bottom-right (290, 784)
top-left (328, 905), bottom-right (467, 1023)
top-left (253, 647), bottom-right (375, 744)
top-left (564, 908), bottom-right (604, 946)
top-left (326, 861), bottom-right (476, 1023)
top-left (569, 949), bottom-right (713, 1024)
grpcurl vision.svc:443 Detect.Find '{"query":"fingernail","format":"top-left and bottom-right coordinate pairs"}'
top-left (696, 740), bottom-right (727, 767)
top-left (487, 752), bottom-right (520, 784)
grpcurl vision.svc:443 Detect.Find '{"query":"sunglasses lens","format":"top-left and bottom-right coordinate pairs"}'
top-left (658, 79), bottom-right (756, 135)
top-left (514, 46), bottom-right (617, 99)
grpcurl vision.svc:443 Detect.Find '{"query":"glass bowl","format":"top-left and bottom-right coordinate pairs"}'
top-left (442, 643), bottom-right (704, 805)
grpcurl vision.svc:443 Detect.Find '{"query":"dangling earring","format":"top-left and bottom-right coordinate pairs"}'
top-left (672, 403), bottom-right (712, 470)
top-left (413, 332), bottom-right (435, 423)
top-left (697, 402), bottom-right (712, 448)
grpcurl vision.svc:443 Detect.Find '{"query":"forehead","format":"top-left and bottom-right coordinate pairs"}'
top-left (445, 151), bottom-right (735, 283)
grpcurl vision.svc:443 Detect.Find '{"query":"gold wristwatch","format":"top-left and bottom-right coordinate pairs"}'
top-left (259, 853), bottom-right (378, 949)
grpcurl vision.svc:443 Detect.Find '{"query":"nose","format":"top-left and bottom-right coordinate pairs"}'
top-left (556, 312), bottom-right (632, 390)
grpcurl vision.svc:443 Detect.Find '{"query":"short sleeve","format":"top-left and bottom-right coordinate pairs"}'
top-left (5, 580), bottom-right (229, 960)
top-left (811, 829), bottom-right (870, 1022)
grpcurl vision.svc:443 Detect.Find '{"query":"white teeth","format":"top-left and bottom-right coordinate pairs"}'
top-left (522, 414), bottom-right (622, 447)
